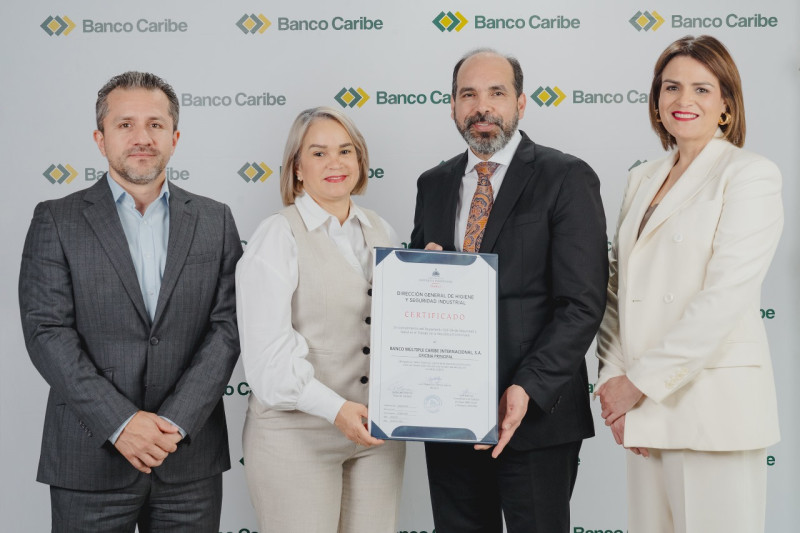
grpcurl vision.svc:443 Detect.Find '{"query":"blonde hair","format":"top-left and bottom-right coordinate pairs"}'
top-left (280, 107), bottom-right (369, 206)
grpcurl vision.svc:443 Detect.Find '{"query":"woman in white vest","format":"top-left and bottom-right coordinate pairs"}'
top-left (236, 107), bottom-right (405, 532)
top-left (595, 35), bottom-right (782, 533)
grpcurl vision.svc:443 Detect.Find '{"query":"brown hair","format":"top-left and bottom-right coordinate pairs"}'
top-left (96, 71), bottom-right (179, 132)
top-left (649, 35), bottom-right (745, 149)
top-left (279, 107), bottom-right (369, 206)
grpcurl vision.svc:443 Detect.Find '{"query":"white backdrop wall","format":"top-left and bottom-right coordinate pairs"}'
top-left (1, 1), bottom-right (797, 531)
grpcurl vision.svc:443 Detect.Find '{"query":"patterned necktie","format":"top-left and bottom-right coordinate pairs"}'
top-left (463, 161), bottom-right (500, 253)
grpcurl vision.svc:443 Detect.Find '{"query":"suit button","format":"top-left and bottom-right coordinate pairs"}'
top-left (360, 376), bottom-right (369, 384)
top-left (364, 316), bottom-right (371, 325)
top-left (368, 289), bottom-right (373, 296)
top-left (150, 337), bottom-right (159, 345)
top-left (673, 233), bottom-right (683, 243)
top-left (362, 347), bottom-right (370, 355)
top-left (663, 293), bottom-right (675, 303)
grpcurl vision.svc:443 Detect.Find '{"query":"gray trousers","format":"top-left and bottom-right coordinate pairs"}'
top-left (50, 472), bottom-right (222, 533)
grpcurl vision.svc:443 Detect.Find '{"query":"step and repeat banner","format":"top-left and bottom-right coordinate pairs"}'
top-left (1, 1), bottom-right (797, 531)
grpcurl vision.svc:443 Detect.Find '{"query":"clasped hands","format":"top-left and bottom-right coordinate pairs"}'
top-left (595, 375), bottom-right (649, 457)
top-left (114, 411), bottom-right (183, 473)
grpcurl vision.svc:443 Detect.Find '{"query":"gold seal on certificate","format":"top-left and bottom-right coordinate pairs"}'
top-left (368, 248), bottom-right (498, 444)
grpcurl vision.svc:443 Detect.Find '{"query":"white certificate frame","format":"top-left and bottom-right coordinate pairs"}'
top-left (368, 248), bottom-right (498, 444)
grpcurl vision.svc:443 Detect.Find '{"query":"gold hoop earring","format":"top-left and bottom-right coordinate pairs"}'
top-left (718, 112), bottom-right (732, 126)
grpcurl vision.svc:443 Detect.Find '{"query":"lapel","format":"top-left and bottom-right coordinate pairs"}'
top-left (636, 137), bottom-right (730, 244)
top-left (439, 154), bottom-right (468, 251)
top-left (619, 154), bottom-right (676, 262)
top-left (480, 133), bottom-right (536, 253)
top-left (82, 176), bottom-right (150, 325)
top-left (153, 183), bottom-right (198, 325)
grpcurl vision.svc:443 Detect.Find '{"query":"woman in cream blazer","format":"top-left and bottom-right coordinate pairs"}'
top-left (596, 36), bottom-right (782, 533)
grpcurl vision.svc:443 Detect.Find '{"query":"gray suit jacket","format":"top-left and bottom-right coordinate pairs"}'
top-left (19, 175), bottom-right (242, 491)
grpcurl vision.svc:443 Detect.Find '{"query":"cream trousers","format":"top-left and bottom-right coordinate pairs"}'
top-left (243, 405), bottom-right (405, 533)
top-left (627, 448), bottom-right (767, 533)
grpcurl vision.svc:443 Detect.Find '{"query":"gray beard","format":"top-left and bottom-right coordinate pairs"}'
top-left (109, 150), bottom-right (167, 185)
top-left (456, 111), bottom-right (518, 157)
top-left (114, 166), bottom-right (162, 185)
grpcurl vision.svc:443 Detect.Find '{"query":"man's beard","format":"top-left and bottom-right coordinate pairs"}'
top-left (109, 147), bottom-right (168, 185)
top-left (456, 111), bottom-right (518, 157)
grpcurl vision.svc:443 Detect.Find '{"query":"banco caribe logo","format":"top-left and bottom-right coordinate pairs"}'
top-left (629, 10), bottom-right (665, 31)
top-left (433, 11), bottom-right (468, 32)
top-left (238, 162), bottom-right (273, 183)
top-left (334, 87), bottom-right (370, 108)
top-left (236, 14), bottom-right (271, 34)
top-left (531, 86), bottom-right (566, 107)
top-left (43, 163), bottom-right (78, 184)
top-left (41, 15), bottom-right (76, 36)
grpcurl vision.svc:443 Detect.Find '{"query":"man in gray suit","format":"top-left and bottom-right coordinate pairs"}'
top-left (18, 71), bottom-right (242, 532)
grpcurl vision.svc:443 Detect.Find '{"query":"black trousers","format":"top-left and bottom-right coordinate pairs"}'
top-left (50, 472), bottom-right (222, 533)
top-left (425, 440), bottom-right (582, 533)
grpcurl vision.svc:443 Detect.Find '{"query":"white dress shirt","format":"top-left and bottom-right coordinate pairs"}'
top-left (236, 193), bottom-right (399, 423)
top-left (454, 130), bottom-right (522, 251)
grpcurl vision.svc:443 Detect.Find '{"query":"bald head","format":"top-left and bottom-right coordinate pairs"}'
top-left (452, 49), bottom-right (524, 98)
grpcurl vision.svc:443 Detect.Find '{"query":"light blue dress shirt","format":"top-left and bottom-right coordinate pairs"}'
top-left (107, 175), bottom-right (170, 322)
top-left (106, 176), bottom-right (184, 443)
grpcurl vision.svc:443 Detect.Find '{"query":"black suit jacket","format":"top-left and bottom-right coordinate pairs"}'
top-left (19, 176), bottom-right (242, 490)
top-left (410, 132), bottom-right (607, 449)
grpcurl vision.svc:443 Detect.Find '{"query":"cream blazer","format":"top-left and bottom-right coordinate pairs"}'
top-left (597, 133), bottom-right (782, 451)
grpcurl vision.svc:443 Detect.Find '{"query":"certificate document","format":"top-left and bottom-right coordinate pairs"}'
top-left (368, 248), bottom-right (498, 444)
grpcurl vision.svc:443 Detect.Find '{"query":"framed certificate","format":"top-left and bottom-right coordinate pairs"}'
top-left (368, 248), bottom-right (498, 444)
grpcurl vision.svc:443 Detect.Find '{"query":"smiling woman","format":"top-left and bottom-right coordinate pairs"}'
top-left (236, 107), bottom-right (406, 533)
top-left (293, 119), bottom-right (360, 223)
top-left (596, 35), bottom-right (783, 533)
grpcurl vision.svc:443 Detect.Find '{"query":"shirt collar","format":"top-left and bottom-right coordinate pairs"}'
top-left (107, 173), bottom-right (170, 208)
top-left (465, 129), bottom-right (522, 173)
top-left (294, 193), bottom-right (372, 231)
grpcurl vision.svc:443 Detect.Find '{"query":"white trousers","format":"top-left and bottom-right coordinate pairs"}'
top-left (243, 405), bottom-right (406, 533)
top-left (627, 448), bottom-right (767, 533)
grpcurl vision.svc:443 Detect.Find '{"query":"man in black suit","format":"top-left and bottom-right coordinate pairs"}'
top-left (410, 49), bottom-right (607, 532)
top-left (19, 72), bottom-right (242, 532)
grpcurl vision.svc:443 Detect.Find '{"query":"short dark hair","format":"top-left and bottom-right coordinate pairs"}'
top-left (452, 48), bottom-right (523, 97)
top-left (96, 71), bottom-right (179, 132)
top-left (649, 35), bottom-right (745, 149)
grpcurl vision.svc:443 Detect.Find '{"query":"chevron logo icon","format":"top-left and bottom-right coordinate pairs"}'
top-left (43, 163), bottom-right (78, 184)
top-left (238, 162), bottom-right (273, 183)
top-left (531, 86), bottom-right (566, 107)
top-left (628, 159), bottom-right (648, 171)
top-left (236, 14), bottom-right (271, 34)
top-left (629, 10), bottom-right (664, 31)
top-left (334, 87), bottom-right (370, 108)
top-left (432, 11), bottom-right (468, 32)
top-left (41, 15), bottom-right (76, 36)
